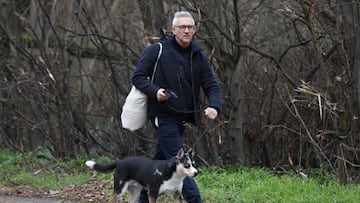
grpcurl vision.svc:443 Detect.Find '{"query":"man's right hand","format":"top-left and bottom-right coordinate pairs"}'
top-left (156, 88), bottom-right (168, 101)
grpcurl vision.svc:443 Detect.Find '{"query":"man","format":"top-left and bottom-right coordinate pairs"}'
top-left (132, 11), bottom-right (222, 203)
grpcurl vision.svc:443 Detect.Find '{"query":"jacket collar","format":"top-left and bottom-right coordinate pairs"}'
top-left (170, 36), bottom-right (202, 53)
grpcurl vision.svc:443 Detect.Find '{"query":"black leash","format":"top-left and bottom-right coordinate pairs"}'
top-left (189, 119), bottom-right (216, 167)
top-left (164, 89), bottom-right (203, 114)
top-left (164, 89), bottom-right (215, 148)
top-left (192, 119), bottom-right (215, 148)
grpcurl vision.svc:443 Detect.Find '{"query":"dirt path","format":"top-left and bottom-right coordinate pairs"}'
top-left (0, 179), bottom-right (169, 203)
top-left (0, 179), bottom-right (111, 203)
top-left (0, 196), bottom-right (68, 203)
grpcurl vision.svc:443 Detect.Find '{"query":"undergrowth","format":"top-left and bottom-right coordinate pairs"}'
top-left (1, 148), bottom-right (359, 202)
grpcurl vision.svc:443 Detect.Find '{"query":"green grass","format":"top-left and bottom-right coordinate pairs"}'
top-left (1, 149), bottom-right (360, 202)
top-left (0, 147), bottom-right (94, 190)
top-left (197, 166), bottom-right (360, 202)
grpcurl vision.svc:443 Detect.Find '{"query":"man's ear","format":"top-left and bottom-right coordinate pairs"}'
top-left (171, 26), bottom-right (176, 35)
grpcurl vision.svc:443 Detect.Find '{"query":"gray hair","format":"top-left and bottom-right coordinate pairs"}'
top-left (172, 11), bottom-right (195, 26)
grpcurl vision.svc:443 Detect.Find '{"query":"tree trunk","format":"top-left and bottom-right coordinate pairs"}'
top-left (337, 0), bottom-right (360, 183)
top-left (228, 58), bottom-right (249, 165)
top-left (137, 0), bottom-right (166, 36)
top-left (341, 0), bottom-right (360, 116)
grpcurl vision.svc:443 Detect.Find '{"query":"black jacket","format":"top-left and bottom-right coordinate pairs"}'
top-left (132, 36), bottom-right (221, 124)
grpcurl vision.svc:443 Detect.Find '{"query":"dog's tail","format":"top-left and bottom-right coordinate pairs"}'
top-left (85, 160), bottom-right (117, 173)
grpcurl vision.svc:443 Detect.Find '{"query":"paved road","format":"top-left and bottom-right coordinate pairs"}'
top-left (0, 196), bottom-right (74, 203)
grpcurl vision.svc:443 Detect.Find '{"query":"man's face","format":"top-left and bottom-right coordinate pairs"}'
top-left (171, 16), bottom-right (196, 48)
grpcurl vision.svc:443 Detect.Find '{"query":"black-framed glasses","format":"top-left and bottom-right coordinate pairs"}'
top-left (174, 25), bottom-right (196, 31)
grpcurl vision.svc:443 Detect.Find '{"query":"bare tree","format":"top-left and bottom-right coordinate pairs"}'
top-left (0, 0), bottom-right (359, 182)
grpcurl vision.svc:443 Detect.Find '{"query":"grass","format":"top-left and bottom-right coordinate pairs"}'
top-left (0, 147), bottom-right (96, 190)
top-left (197, 166), bottom-right (360, 202)
top-left (1, 148), bottom-right (360, 202)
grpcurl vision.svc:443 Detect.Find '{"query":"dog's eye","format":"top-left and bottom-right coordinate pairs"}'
top-left (184, 163), bottom-right (190, 168)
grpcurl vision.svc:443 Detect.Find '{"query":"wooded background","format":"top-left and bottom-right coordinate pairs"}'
top-left (1, 0), bottom-right (359, 183)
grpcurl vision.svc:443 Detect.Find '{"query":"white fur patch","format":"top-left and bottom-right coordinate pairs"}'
top-left (159, 172), bottom-right (184, 195)
top-left (85, 160), bottom-right (96, 169)
top-left (153, 169), bottom-right (163, 176)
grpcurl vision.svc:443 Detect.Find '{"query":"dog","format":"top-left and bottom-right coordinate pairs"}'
top-left (85, 147), bottom-right (198, 203)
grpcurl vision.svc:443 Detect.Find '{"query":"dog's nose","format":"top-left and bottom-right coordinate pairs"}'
top-left (193, 170), bottom-right (198, 177)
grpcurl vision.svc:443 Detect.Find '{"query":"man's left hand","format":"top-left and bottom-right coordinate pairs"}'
top-left (204, 107), bottom-right (218, 120)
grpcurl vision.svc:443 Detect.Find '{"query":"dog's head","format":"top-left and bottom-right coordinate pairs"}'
top-left (175, 147), bottom-right (198, 177)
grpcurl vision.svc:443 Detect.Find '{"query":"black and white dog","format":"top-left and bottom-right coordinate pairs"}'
top-left (85, 147), bottom-right (198, 203)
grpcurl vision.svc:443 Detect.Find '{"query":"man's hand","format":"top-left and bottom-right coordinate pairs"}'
top-left (156, 88), bottom-right (168, 101)
top-left (204, 107), bottom-right (218, 120)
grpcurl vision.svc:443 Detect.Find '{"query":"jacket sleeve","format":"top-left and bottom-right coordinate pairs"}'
top-left (131, 43), bottom-right (161, 99)
top-left (201, 53), bottom-right (222, 114)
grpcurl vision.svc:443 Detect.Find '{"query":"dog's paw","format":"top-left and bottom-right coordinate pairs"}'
top-left (85, 160), bottom-right (96, 169)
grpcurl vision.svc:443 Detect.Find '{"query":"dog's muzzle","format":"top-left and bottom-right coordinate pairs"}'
top-left (192, 168), bottom-right (198, 177)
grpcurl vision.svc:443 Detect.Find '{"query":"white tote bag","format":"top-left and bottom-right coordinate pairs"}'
top-left (121, 43), bottom-right (162, 131)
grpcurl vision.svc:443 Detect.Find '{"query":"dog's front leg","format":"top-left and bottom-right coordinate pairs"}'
top-left (148, 196), bottom-right (157, 203)
top-left (107, 192), bottom-right (117, 203)
top-left (173, 191), bottom-right (182, 203)
top-left (148, 189), bottom-right (159, 203)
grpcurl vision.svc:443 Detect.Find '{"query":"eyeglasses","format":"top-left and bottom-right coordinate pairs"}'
top-left (174, 25), bottom-right (196, 31)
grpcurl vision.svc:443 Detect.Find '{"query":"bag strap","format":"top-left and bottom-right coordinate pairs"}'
top-left (150, 42), bottom-right (163, 82)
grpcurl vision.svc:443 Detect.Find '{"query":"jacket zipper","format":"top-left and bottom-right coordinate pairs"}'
top-left (177, 73), bottom-right (184, 95)
top-left (190, 51), bottom-right (197, 111)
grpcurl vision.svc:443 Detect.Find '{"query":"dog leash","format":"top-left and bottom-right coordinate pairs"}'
top-left (164, 89), bottom-right (203, 114)
top-left (192, 119), bottom-right (215, 148)
top-left (164, 89), bottom-right (216, 148)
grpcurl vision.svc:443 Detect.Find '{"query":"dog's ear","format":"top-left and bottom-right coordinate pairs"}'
top-left (187, 148), bottom-right (193, 155)
top-left (176, 148), bottom-right (184, 159)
